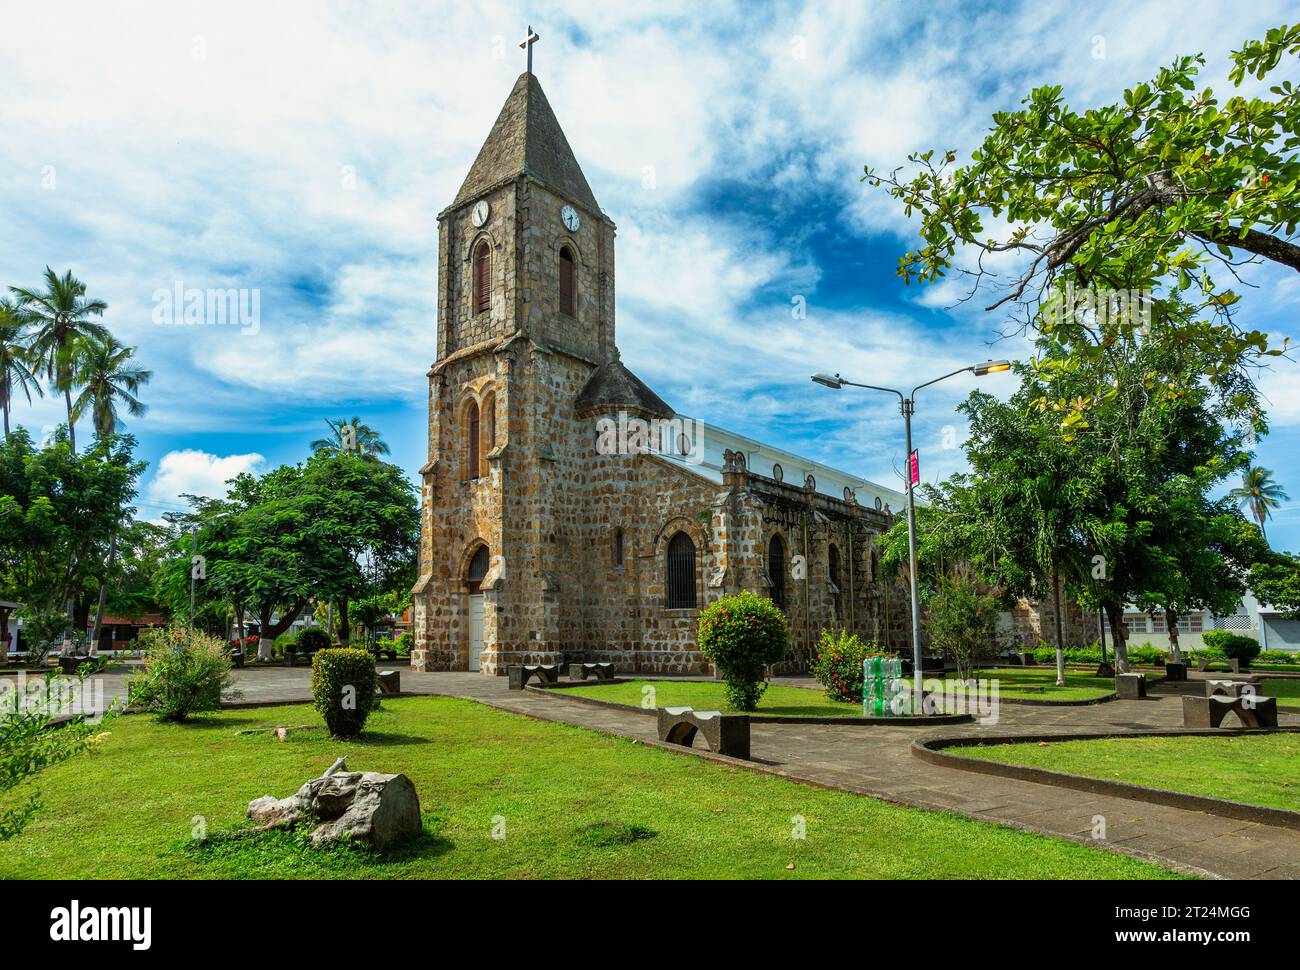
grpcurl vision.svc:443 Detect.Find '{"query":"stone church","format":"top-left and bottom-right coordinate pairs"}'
top-left (410, 68), bottom-right (935, 675)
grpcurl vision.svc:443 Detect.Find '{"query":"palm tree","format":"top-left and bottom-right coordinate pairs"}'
top-left (310, 416), bottom-right (390, 458)
top-left (1230, 466), bottom-right (1289, 543)
top-left (70, 335), bottom-right (152, 438)
top-left (0, 298), bottom-right (43, 437)
top-left (10, 267), bottom-right (110, 451)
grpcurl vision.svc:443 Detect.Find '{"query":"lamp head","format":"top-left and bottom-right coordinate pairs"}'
top-left (811, 373), bottom-right (844, 389)
top-left (973, 360), bottom-right (1011, 376)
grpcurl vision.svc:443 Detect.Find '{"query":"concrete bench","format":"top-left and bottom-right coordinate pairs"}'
top-left (377, 670), bottom-right (401, 694)
top-left (56, 655), bottom-right (90, 675)
top-left (1115, 672), bottom-right (1147, 699)
top-left (1183, 694), bottom-right (1277, 729)
top-left (568, 662), bottom-right (615, 681)
top-left (1197, 656), bottom-right (1241, 673)
top-left (656, 706), bottom-right (750, 759)
top-left (507, 664), bottom-right (560, 690)
top-left (1164, 661), bottom-right (1187, 681)
top-left (1204, 679), bottom-right (1262, 699)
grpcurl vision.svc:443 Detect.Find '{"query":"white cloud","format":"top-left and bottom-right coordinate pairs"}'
top-left (144, 449), bottom-right (266, 513)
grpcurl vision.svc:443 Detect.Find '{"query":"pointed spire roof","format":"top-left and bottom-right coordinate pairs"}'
top-left (453, 72), bottom-right (600, 213)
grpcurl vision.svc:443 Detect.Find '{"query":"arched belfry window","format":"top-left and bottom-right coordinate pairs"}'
top-left (559, 246), bottom-right (575, 317)
top-left (480, 392), bottom-right (496, 478)
top-left (474, 242), bottom-right (491, 315)
top-left (466, 401), bottom-right (480, 481)
top-left (467, 546), bottom-right (490, 592)
top-left (613, 527), bottom-right (625, 567)
top-left (666, 532), bottom-right (696, 609)
top-left (768, 534), bottom-right (787, 610)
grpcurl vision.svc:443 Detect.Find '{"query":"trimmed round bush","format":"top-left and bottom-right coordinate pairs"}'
top-left (311, 648), bottom-right (378, 737)
top-left (811, 629), bottom-right (893, 703)
top-left (295, 627), bottom-right (331, 653)
top-left (697, 591), bottom-right (789, 711)
top-left (1201, 630), bottom-right (1261, 666)
top-left (127, 626), bottom-right (235, 722)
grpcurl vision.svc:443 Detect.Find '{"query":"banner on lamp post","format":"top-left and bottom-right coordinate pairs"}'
top-left (908, 449), bottom-right (919, 491)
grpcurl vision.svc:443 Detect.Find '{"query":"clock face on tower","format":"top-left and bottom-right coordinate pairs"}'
top-left (471, 200), bottom-right (490, 228)
top-left (561, 204), bottom-right (580, 231)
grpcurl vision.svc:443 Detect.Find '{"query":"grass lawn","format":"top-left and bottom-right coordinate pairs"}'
top-left (563, 679), bottom-right (863, 717)
top-left (943, 667), bottom-right (1115, 702)
top-left (1256, 678), bottom-right (1300, 705)
top-left (0, 696), bottom-right (1180, 879)
top-left (956, 734), bottom-right (1300, 812)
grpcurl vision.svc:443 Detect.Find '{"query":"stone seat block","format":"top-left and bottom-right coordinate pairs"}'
top-left (1115, 672), bottom-right (1147, 699)
top-left (508, 664), bottom-right (560, 690)
top-left (1183, 694), bottom-right (1277, 729)
top-left (377, 669), bottom-right (401, 694)
top-left (1197, 656), bottom-right (1241, 673)
top-left (568, 662), bottom-right (615, 681)
top-left (655, 706), bottom-right (750, 760)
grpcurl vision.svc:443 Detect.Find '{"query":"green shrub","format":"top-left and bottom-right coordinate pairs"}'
top-left (311, 648), bottom-right (379, 737)
top-left (295, 627), bottom-right (331, 653)
top-left (127, 626), bottom-right (236, 722)
top-left (274, 630), bottom-right (297, 656)
top-left (811, 629), bottom-right (893, 703)
top-left (394, 631), bottom-right (414, 658)
top-left (1200, 631), bottom-right (1260, 666)
top-left (697, 592), bottom-right (789, 711)
top-left (1257, 649), bottom-right (1298, 664)
top-left (923, 574), bottom-right (1002, 676)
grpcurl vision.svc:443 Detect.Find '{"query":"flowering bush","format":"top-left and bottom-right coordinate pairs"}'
top-left (128, 626), bottom-right (236, 722)
top-left (697, 592), bottom-right (789, 711)
top-left (811, 629), bottom-right (894, 703)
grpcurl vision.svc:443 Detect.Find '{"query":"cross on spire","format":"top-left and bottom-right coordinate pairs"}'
top-left (519, 25), bottom-right (540, 74)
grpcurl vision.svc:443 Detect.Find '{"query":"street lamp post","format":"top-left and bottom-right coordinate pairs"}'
top-left (812, 360), bottom-right (1010, 705)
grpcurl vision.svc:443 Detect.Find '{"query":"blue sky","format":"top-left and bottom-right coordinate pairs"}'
top-left (1, 0), bottom-right (1297, 549)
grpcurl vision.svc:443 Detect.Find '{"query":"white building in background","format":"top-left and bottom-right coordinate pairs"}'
top-left (1122, 590), bottom-right (1299, 651)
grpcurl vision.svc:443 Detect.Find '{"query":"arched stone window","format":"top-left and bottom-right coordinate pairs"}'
top-left (466, 400), bottom-right (480, 481)
top-left (559, 246), bottom-right (576, 317)
top-left (480, 391), bottom-right (496, 478)
top-left (666, 531), bottom-right (696, 609)
top-left (466, 545), bottom-right (490, 592)
top-left (473, 241), bottom-right (491, 315)
top-left (768, 533), bottom-right (787, 610)
top-left (828, 543), bottom-right (842, 617)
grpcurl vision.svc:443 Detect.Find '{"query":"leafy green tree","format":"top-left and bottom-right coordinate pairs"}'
top-left (70, 335), bottom-right (152, 438)
top-left (0, 429), bottom-right (144, 646)
top-left (310, 417), bottom-right (390, 458)
top-left (158, 452), bottom-right (417, 659)
top-left (1229, 466), bottom-right (1289, 543)
top-left (295, 452), bottom-right (418, 644)
top-left (0, 298), bottom-right (43, 438)
top-left (865, 25), bottom-right (1298, 432)
top-left (9, 268), bottom-right (111, 452)
top-left (1249, 553), bottom-right (1300, 619)
top-left (923, 572), bottom-right (1004, 679)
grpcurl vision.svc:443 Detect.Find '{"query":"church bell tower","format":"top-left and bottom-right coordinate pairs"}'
top-left (411, 36), bottom-right (620, 674)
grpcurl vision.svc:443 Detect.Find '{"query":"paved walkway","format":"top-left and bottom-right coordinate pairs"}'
top-left (11, 663), bottom-right (1299, 878)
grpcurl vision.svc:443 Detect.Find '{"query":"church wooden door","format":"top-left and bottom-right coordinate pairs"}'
top-left (467, 594), bottom-right (484, 671)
